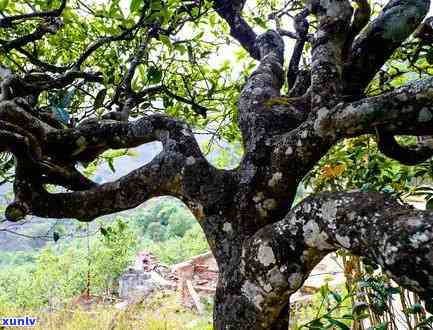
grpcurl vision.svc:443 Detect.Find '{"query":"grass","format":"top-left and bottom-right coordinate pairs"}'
top-left (0, 283), bottom-right (355, 329)
top-left (0, 292), bottom-right (213, 330)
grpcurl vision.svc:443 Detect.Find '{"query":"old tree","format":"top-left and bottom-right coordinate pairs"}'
top-left (3, 0), bottom-right (433, 327)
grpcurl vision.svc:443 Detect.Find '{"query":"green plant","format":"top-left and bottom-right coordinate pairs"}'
top-left (140, 224), bottom-right (209, 264)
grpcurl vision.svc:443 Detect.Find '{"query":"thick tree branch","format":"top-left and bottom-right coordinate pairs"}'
top-left (343, 0), bottom-right (429, 98)
top-left (1, 106), bottom-right (234, 222)
top-left (240, 191), bottom-right (433, 328)
top-left (342, 0), bottom-right (371, 60)
top-left (376, 128), bottom-right (433, 165)
top-left (46, 114), bottom-right (189, 162)
top-left (309, 0), bottom-right (353, 109)
top-left (8, 155), bottom-right (183, 221)
top-left (237, 30), bottom-right (285, 145)
top-left (0, 100), bottom-right (55, 139)
top-left (320, 76), bottom-right (433, 138)
top-left (212, 0), bottom-right (259, 59)
top-left (0, 70), bottom-right (102, 101)
top-left (12, 150), bottom-right (230, 222)
top-left (270, 75), bottom-right (433, 200)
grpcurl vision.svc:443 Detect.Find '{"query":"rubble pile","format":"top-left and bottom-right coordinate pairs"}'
top-left (118, 252), bottom-right (175, 301)
top-left (172, 252), bottom-right (218, 313)
top-left (118, 251), bottom-right (344, 313)
top-left (118, 251), bottom-right (218, 312)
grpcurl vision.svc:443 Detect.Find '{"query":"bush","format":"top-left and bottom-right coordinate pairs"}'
top-left (140, 224), bottom-right (209, 264)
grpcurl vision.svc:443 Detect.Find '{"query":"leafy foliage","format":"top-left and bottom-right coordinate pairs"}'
top-left (0, 0), bottom-right (256, 142)
top-left (303, 136), bottom-right (419, 197)
top-left (132, 197), bottom-right (197, 240)
top-left (0, 219), bottom-right (137, 308)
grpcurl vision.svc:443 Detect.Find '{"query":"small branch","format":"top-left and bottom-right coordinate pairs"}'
top-left (0, 0), bottom-right (66, 28)
top-left (125, 42), bottom-right (150, 94)
top-left (72, 15), bottom-right (149, 69)
top-left (276, 29), bottom-right (297, 39)
top-left (286, 9), bottom-right (309, 91)
top-left (163, 87), bottom-right (208, 118)
top-left (14, 46), bottom-right (68, 73)
top-left (1, 17), bottom-right (64, 53)
top-left (134, 84), bottom-right (164, 98)
top-left (342, 0), bottom-right (371, 60)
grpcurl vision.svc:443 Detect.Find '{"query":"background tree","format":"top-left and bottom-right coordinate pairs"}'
top-left (2, 0), bottom-right (433, 328)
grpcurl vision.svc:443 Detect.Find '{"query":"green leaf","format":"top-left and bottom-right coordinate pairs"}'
top-left (159, 34), bottom-right (172, 49)
top-left (252, 17), bottom-right (267, 29)
top-left (53, 231), bottom-right (60, 242)
top-left (194, 31), bottom-right (204, 41)
top-left (94, 89), bottom-right (107, 109)
top-left (0, 0), bottom-right (9, 11)
top-left (426, 198), bottom-right (433, 210)
top-left (100, 227), bottom-right (108, 237)
top-left (130, 0), bottom-right (141, 13)
top-left (118, 219), bottom-right (126, 228)
top-left (320, 283), bottom-right (330, 298)
top-left (330, 290), bottom-right (342, 303)
top-left (150, 0), bottom-right (163, 11)
top-left (147, 66), bottom-right (162, 84)
top-left (324, 316), bottom-right (350, 330)
top-left (309, 319), bottom-right (324, 327)
top-left (107, 158), bottom-right (116, 173)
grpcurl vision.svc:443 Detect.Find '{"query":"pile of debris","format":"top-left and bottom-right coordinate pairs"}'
top-left (172, 252), bottom-right (218, 313)
top-left (118, 251), bottom-right (344, 313)
top-left (118, 251), bottom-right (218, 313)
